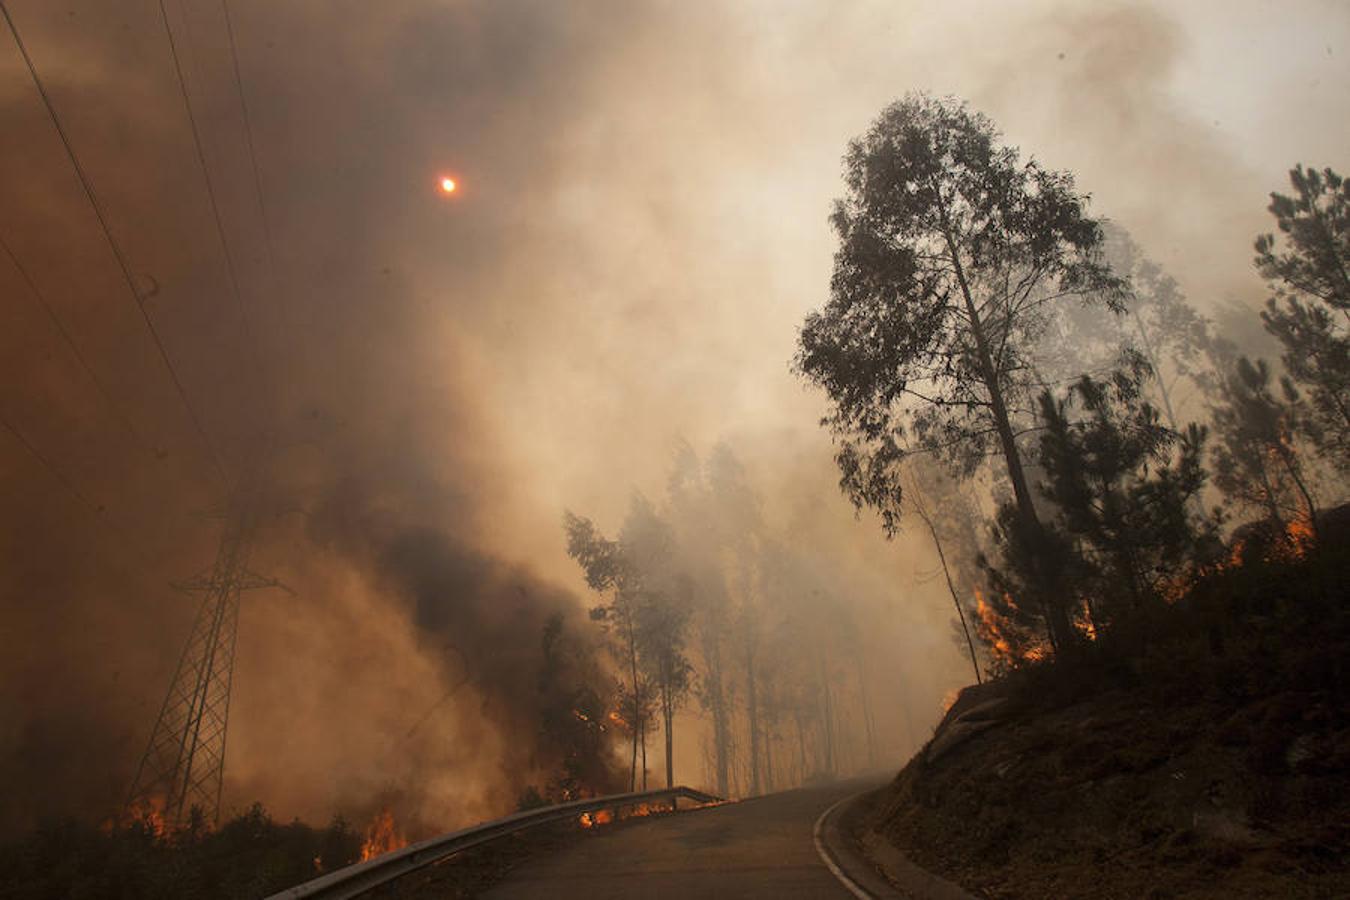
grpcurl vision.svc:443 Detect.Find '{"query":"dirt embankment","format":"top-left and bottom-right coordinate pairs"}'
top-left (865, 573), bottom-right (1349, 897)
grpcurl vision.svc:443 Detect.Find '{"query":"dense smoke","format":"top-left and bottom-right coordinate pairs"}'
top-left (0, 0), bottom-right (1345, 836)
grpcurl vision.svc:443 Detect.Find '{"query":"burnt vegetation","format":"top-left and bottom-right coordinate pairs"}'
top-left (796, 94), bottom-right (1348, 895)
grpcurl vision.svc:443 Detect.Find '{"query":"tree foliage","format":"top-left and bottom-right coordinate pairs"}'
top-left (797, 92), bottom-right (1124, 480)
top-left (563, 496), bottom-right (695, 791)
top-left (1255, 165), bottom-right (1350, 471)
top-left (796, 92), bottom-right (1125, 651)
top-left (1210, 357), bottom-right (1320, 536)
top-left (984, 364), bottom-right (1217, 655)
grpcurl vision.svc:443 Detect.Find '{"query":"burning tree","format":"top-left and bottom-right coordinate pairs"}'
top-left (531, 612), bottom-right (622, 803)
top-left (563, 496), bottom-right (694, 792)
top-left (1210, 357), bottom-right (1321, 543)
top-left (796, 92), bottom-right (1125, 654)
top-left (563, 510), bottom-right (650, 791)
top-left (983, 363), bottom-right (1217, 651)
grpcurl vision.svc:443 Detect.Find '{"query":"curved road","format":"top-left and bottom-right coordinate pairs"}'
top-left (482, 780), bottom-right (878, 899)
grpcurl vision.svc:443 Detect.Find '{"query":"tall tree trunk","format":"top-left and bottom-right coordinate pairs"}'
top-left (1274, 440), bottom-right (1320, 542)
top-left (1256, 459), bottom-right (1285, 530)
top-left (794, 709), bottom-right (808, 785)
top-left (663, 679), bottom-right (675, 788)
top-left (625, 604), bottom-right (640, 792)
top-left (703, 629), bottom-right (730, 796)
top-left (1132, 311), bottom-right (1208, 521)
top-left (909, 478), bottom-right (982, 684)
top-left (763, 715), bottom-right (775, 792)
top-left (819, 648), bottom-right (835, 777)
top-left (746, 644), bottom-right (761, 796)
top-left (640, 708), bottom-right (648, 791)
top-left (856, 654), bottom-right (877, 769)
top-left (935, 188), bottom-right (1073, 651)
top-left (1132, 311), bottom-right (1182, 432)
top-left (629, 723), bottom-right (638, 793)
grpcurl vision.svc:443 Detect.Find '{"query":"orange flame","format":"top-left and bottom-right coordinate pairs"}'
top-left (359, 809), bottom-right (407, 861)
top-left (105, 797), bottom-right (169, 838)
top-left (1221, 515), bottom-right (1316, 573)
top-left (578, 809), bottom-right (613, 829)
top-left (974, 588), bottom-right (1015, 667)
top-left (973, 588), bottom-right (1048, 669)
top-left (1283, 516), bottom-right (1315, 558)
top-left (578, 802), bottom-right (661, 829)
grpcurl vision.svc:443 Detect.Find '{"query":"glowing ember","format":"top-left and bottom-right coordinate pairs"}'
top-left (439, 176), bottom-right (457, 194)
top-left (359, 809), bottom-right (407, 861)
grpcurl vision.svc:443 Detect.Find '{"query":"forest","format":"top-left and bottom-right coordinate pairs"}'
top-left (555, 92), bottom-right (1347, 806)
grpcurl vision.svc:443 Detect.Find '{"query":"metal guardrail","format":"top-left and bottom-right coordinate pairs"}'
top-left (263, 785), bottom-right (724, 900)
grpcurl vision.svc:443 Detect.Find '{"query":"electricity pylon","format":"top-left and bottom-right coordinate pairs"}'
top-left (125, 467), bottom-right (287, 828)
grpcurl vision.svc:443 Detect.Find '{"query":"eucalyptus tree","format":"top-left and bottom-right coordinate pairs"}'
top-left (619, 495), bottom-right (694, 790)
top-left (1100, 224), bottom-right (1217, 430)
top-left (666, 440), bottom-right (734, 795)
top-left (796, 93), bottom-right (1125, 651)
top-left (704, 444), bottom-right (773, 793)
top-left (563, 511), bottom-right (646, 790)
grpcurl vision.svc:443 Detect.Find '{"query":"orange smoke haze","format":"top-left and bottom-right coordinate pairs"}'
top-left (0, 0), bottom-right (1345, 839)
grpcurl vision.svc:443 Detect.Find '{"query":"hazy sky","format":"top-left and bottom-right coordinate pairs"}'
top-left (1, 0), bottom-right (1345, 833)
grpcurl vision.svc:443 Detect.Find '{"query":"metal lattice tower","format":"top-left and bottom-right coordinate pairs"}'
top-left (125, 472), bottom-right (286, 827)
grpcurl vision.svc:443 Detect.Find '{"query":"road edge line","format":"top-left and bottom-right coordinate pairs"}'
top-left (813, 793), bottom-right (883, 899)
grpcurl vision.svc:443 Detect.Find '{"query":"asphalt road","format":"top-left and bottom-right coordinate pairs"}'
top-left (481, 780), bottom-right (876, 899)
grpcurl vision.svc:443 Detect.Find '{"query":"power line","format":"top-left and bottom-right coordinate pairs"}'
top-left (0, 407), bottom-right (169, 592)
top-left (0, 229), bottom-right (156, 455)
top-left (0, 409), bottom-right (106, 522)
top-left (156, 0), bottom-right (265, 380)
top-left (220, 0), bottom-right (279, 290)
top-left (0, 1), bottom-right (229, 487)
